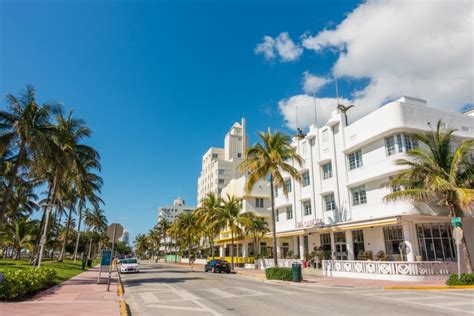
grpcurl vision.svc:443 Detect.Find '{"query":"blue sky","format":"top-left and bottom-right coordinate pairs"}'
top-left (1, 0), bottom-right (472, 242)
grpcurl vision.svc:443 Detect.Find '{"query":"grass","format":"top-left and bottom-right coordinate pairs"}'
top-left (0, 258), bottom-right (99, 285)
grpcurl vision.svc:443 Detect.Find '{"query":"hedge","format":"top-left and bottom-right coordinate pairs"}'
top-left (446, 273), bottom-right (474, 286)
top-left (0, 267), bottom-right (57, 301)
top-left (265, 267), bottom-right (292, 281)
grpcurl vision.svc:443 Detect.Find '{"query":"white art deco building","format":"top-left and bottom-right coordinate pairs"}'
top-left (270, 96), bottom-right (474, 272)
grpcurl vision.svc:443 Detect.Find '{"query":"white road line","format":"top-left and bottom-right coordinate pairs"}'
top-left (205, 288), bottom-right (237, 298)
top-left (166, 284), bottom-right (223, 316)
top-left (264, 286), bottom-right (297, 295)
top-left (139, 292), bottom-right (160, 304)
top-left (174, 289), bottom-right (201, 301)
top-left (437, 301), bottom-right (474, 307)
top-left (233, 287), bottom-right (268, 296)
top-left (148, 304), bottom-right (208, 312)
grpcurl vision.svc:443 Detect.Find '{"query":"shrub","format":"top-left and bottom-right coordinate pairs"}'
top-left (0, 267), bottom-right (57, 301)
top-left (265, 267), bottom-right (293, 281)
top-left (446, 273), bottom-right (474, 286)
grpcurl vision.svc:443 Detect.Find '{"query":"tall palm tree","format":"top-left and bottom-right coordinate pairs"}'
top-left (85, 208), bottom-right (107, 259)
top-left (239, 128), bottom-right (304, 267)
top-left (384, 121), bottom-right (473, 272)
top-left (156, 218), bottom-right (171, 259)
top-left (176, 212), bottom-right (197, 260)
top-left (245, 217), bottom-right (270, 257)
top-left (57, 192), bottom-right (77, 262)
top-left (337, 104), bottom-right (355, 126)
top-left (134, 233), bottom-right (149, 259)
top-left (4, 217), bottom-right (36, 259)
top-left (193, 193), bottom-right (222, 257)
top-left (0, 85), bottom-right (57, 226)
top-left (217, 194), bottom-right (254, 270)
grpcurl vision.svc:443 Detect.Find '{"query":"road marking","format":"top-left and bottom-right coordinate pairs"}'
top-left (166, 284), bottom-right (223, 316)
top-left (206, 288), bottom-right (237, 298)
top-left (264, 286), bottom-right (297, 295)
top-left (232, 287), bottom-right (268, 296)
top-left (174, 289), bottom-right (200, 301)
top-left (139, 292), bottom-right (160, 304)
top-left (148, 304), bottom-right (209, 312)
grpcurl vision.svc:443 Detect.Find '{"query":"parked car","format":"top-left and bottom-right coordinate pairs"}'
top-left (116, 255), bottom-right (126, 264)
top-left (204, 259), bottom-right (231, 273)
top-left (119, 258), bottom-right (139, 273)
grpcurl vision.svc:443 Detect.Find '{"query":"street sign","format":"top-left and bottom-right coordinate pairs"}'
top-left (453, 227), bottom-right (463, 245)
top-left (100, 250), bottom-right (112, 266)
top-left (107, 223), bottom-right (124, 242)
top-left (451, 217), bottom-right (462, 227)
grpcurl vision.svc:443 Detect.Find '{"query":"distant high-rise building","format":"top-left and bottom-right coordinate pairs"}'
top-left (120, 229), bottom-right (130, 246)
top-left (157, 197), bottom-right (195, 224)
top-left (197, 118), bottom-right (248, 205)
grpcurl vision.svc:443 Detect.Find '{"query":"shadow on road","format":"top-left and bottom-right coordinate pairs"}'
top-left (124, 276), bottom-right (204, 286)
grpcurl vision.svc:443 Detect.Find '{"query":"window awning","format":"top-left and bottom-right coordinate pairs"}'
top-left (317, 217), bottom-right (400, 232)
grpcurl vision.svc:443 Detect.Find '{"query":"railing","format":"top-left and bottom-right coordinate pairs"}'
top-left (256, 259), bottom-right (303, 270)
top-left (207, 256), bottom-right (255, 264)
top-left (323, 260), bottom-right (456, 277)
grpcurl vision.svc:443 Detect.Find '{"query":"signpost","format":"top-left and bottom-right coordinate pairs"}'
top-left (453, 226), bottom-right (463, 277)
top-left (104, 223), bottom-right (123, 291)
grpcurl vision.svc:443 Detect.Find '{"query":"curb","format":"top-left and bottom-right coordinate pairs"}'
top-left (384, 285), bottom-right (474, 290)
top-left (116, 270), bottom-right (130, 316)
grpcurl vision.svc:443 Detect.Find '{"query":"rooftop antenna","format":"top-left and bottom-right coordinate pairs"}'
top-left (313, 91), bottom-right (318, 127)
top-left (335, 75), bottom-right (340, 107)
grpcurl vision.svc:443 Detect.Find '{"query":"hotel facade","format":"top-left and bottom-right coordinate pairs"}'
top-left (271, 97), bottom-right (474, 272)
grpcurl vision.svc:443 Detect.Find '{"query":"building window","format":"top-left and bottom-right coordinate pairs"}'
top-left (322, 162), bottom-right (332, 179)
top-left (416, 223), bottom-right (456, 261)
top-left (274, 186), bottom-right (279, 197)
top-left (322, 129), bottom-right (329, 142)
top-left (260, 242), bottom-right (267, 256)
top-left (323, 194), bottom-right (336, 211)
top-left (303, 200), bottom-right (312, 216)
top-left (282, 242), bottom-right (289, 258)
top-left (218, 169), bottom-right (225, 176)
top-left (276, 209), bottom-right (279, 222)
top-left (248, 243), bottom-right (254, 256)
top-left (286, 206), bottom-right (293, 220)
top-left (348, 150), bottom-right (363, 170)
top-left (285, 179), bottom-right (292, 193)
top-left (383, 225), bottom-right (404, 257)
top-left (302, 172), bottom-right (310, 187)
top-left (212, 153), bottom-right (218, 158)
top-left (385, 134), bottom-right (419, 156)
top-left (237, 153), bottom-right (242, 158)
top-left (255, 198), bottom-right (264, 208)
top-left (352, 230), bottom-right (365, 258)
top-left (320, 233), bottom-right (331, 252)
top-left (351, 186), bottom-right (367, 206)
top-left (218, 179), bottom-right (225, 184)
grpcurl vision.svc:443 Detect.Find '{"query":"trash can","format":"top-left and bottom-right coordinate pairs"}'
top-left (292, 262), bottom-right (302, 282)
top-left (87, 259), bottom-right (92, 268)
top-left (81, 257), bottom-right (87, 270)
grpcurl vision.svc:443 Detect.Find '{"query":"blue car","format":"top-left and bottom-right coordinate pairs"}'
top-left (204, 259), bottom-right (231, 273)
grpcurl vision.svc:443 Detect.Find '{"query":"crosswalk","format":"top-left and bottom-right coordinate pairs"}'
top-left (124, 279), bottom-right (474, 315)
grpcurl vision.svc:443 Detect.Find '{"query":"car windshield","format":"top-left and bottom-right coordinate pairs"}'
top-left (122, 259), bottom-right (137, 264)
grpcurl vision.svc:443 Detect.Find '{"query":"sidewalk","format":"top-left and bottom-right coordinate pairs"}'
top-left (160, 261), bottom-right (447, 289)
top-left (0, 266), bottom-right (121, 316)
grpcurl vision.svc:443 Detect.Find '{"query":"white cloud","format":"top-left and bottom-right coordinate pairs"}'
top-left (255, 32), bottom-right (303, 62)
top-left (302, 71), bottom-right (330, 94)
top-left (301, 0), bottom-right (474, 114)
top-left (279, 95), bottom-right (351, 130)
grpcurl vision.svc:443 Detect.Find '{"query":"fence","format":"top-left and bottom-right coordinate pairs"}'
top-left (322, 260), bottom-right (456, 281)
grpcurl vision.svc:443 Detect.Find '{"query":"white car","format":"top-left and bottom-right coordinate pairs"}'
top-left (119, 258), bottom-right (139, 273)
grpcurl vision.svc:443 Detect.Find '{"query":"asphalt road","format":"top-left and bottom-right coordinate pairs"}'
top-left (121, 262), bottom-right (474, 316)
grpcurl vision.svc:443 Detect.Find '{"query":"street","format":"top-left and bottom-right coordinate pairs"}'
top-left (121, 263), bottom-right (474, 316)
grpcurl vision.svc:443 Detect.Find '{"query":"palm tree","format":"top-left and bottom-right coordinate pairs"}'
top-left (193, 193), bottom-right (222, 257)
top-left (85, 208), bottom-right (107, 259)
top-left (4, 217), bottom-right (36, 259)
top-left (384, 121), bottom-right (473, 273)
top-left (245, 217), bottom-right (270, 257)
top-left (217, 194), bottom-right (254, 270)
top-left (57, 192), bottom-right (77, 262)
top-left (0, 85), bottom-right (57, 226)
top-left (148, 226), bottom-right (161, 261)
top-left (134, 233), bottom-right (149, 259)
top-left (156, 219), bottom-right (171, 260)
top-left (176, 212), bottom-right (197, 260)
top-left (239, 128), bottom-right (303, 267)
top-left (337, 104), bottom-right (355, 126)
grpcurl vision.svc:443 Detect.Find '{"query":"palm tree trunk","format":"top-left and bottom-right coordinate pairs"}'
top-left (0, 145), bottom-right (25, 226)
top-left (58, 208), bottom-right (73, 262)
top-left (72, 200), bottom-right (84, 262)
top-left (37, 174), bottom-right (58, 268)
top-left (87, 237), bottom-right (93, 259)
top-left (50, 207), bottom-right (63, 258)
top-left (231, 231), bottom-right (234, 270)
top-left (32, 185), bottom-right (52, 262)
top-left (270, 175), bottom-right (278, 267)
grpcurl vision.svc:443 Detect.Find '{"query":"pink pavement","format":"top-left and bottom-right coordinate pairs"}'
top-left (0, 266), bottom-right (121, 316)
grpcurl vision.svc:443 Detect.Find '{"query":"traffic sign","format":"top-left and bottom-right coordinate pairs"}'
top-left (107, 223), bottom-right (124, 242)
top-left (453, 227), bottom-right (463, 245)
top-left (451, 217), bottom-right (462, 227)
